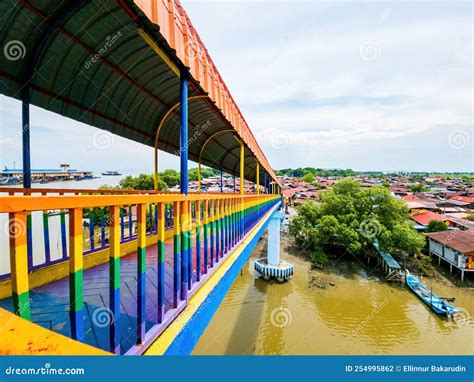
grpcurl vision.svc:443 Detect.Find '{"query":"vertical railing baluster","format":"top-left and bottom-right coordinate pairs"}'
top-left (196, 200), bottom-right (201, 282)
top-left (209, 199), bottom-right (214, 268)
top-left (89, 209), bottom-right (95, 251)
top-left (154, 203), bottom-right (158, 234)
top-left (60, 209), bottom-right (68, 259)
top-left (219, 199), bottom-right (224, 256)
top-left (187, 201), bottom-right (193, 290)
top-left (136, 203), bottom-right (146, 344)
top-left (26, 212), bottom-right (32, 270)
top-left (215, 199), bottom-right (220, 262)
top-left (148, 204), bottom-right (153, 233)
top-left (42, 209), bottom-right (51, 265)
top-left (173, 201), bottom-right (180, 308)
top-left (109, 205), bottom-right (121, 354)
top-left (9, 211), bottom-right (31, 320)
top-left (128, 205), bottom-right (133, 238)
top-left (223, 199), bottom-right (227, 254)
top-left (203, 199), bottom-right (209, 275)
top-left (241, 198), bottom-right (245, 236)
top-left (232, 198), bottom-right (236, 246)
top-left (100, 208), bottom-right (105, 248)
top-left (180, 200), bottom-right (189, 300)
top-left (69, 208), bottom-right (84, 341)
top-left (157, 203), bottom-right (165, 322)
top-left (120, 208), bottom-right (124, 242)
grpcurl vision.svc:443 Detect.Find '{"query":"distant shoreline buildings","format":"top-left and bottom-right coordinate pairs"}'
top-left (0, 164), bottom-right (93, 184)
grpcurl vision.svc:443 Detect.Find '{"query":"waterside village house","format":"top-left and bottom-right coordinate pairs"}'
top-left (425, 230), bottom-right (474, 281)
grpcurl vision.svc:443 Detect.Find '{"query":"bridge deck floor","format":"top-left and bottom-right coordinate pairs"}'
top-left (0, 236), bottom-right (211, 354)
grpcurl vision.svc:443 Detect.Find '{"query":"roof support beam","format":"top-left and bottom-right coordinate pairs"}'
top-left (197, 130), bottom-right (235, 191)
top-left (153, 95), bottom-right (207, 190)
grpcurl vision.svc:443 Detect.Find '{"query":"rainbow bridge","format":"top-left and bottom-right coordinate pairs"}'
top-left (0, 0), bottom-right (282, 355)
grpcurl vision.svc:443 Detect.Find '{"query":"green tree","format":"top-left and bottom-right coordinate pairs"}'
top-left (159, 169), bottom-right (180, 187)
top-left (188, 167), bottom-right (216, 181)
top-left (301, 173), bottom-right (315, 183)
top-left (409, 183), bottom-right (427, 192)
top-left (425, 220), bottom-right (448, 233)
top-left (289, 179), bottom-right (425, 263)
top-left (466, 212), bottom-right (474, 222)
top-left (119, 174), bottom-right (168, 190)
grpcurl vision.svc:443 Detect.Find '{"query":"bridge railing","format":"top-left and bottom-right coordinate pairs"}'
top-left (0, 192), bottom-right (280, 354)
top-left (0, 187), bottom-right (236, 279)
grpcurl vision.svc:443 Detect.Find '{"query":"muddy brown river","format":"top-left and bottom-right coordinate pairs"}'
top-left (193, 238), bottom-right (474, 355)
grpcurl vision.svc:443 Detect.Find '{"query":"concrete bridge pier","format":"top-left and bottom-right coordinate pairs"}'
top-left (255, 207), bottom-right (294, 282)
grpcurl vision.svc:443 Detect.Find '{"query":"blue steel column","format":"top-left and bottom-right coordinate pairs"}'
top-left (220, 169), bottom-right (223, 192)
top-left (180, 69), bottom-right (189, 196)
top-left (22, 100), bottom-right (31, 188)
top-left (179, 69), bottom-right (189, 301)
top-left (22, 99), bottom-right (33, 271)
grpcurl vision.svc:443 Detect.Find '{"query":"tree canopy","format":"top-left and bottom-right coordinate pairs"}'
top-left (425, 220), bottom-right (448, 233)
top-left (188, 167), bottom-right (218, 181)
top-left (118, 173), bottom-right (168, 191)
top-left (408, 183), bottom-right (427, 192)
top-left (276, 167), bottom-right (357, 178)
top-left (301, 173), bottom-right (315, 183)
top-left (289, 179), bottom-right (425, 259)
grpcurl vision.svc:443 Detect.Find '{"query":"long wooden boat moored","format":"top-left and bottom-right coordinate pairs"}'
top-left (406, 272), bottom-right (460, 316)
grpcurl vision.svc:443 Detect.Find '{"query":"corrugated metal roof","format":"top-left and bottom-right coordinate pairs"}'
top-left (0, 0), bottom-right (278, 186)
top-left (425, 230), bottom-right (474, 256)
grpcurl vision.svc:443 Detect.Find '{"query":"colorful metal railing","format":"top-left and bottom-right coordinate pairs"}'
top-left (0, 188), bottom-right (164, 280)
top-left (0, 187), bottom-right (231, 280)
top-left (0, 192), bottom-right (280, 354)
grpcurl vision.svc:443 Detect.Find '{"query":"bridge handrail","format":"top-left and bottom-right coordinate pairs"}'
top-left (0, 193), bottom-right (276, 213)
top-left (0, 187), bottom-right (243, 196)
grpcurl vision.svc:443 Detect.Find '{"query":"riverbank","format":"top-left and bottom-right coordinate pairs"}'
top-left (193, 232), bottom-right (474, 355)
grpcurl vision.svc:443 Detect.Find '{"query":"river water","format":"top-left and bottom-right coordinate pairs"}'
top-left (193, 238), bottom-right (474, 355)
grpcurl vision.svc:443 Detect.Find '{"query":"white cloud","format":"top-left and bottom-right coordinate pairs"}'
top-left (0, 1), bottom-right (472, 173)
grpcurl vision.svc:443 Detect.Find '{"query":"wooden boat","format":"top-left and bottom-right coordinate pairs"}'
top-left (406, 272), bottom-right (460, 316)
top-left (102, 171), bottom-right (121, 176)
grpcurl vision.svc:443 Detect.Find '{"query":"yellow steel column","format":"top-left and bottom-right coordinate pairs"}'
top-left (256, 161), bottom-right (260, 195)
top-left (239, 139), bottom-right (245, 237)
top-left (240, 139), bottom-right (244, 196)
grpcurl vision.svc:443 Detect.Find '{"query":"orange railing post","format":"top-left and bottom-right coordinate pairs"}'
top-left (8, 211), bottom-right (30, 320)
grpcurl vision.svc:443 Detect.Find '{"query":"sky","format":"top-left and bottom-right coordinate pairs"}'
top-left (0, 0), bottom-right (472, 175)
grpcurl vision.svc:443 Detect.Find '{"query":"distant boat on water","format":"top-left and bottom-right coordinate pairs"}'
top-left (406, 272), bottom-right (460, 316)
top-left (101, 171), bottom-right (122, 176)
